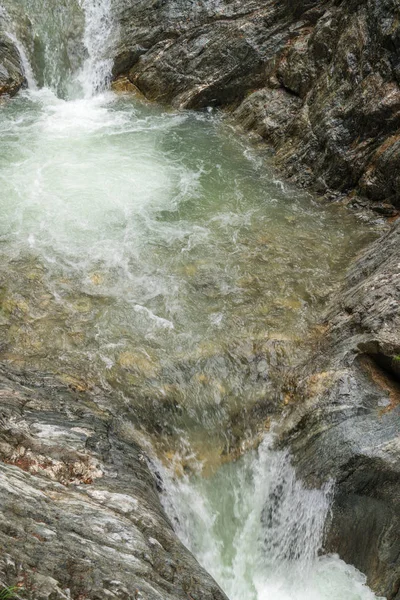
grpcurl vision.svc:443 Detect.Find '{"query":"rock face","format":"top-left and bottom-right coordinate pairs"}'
top-left (112, 0), bottom-right (400, 212)
top-left (1, 1), bottom-right (399, 597)
top-left (0, 365), bottom-right (227, 600)
top-left (279, 220), bottom-right (400, 600)
top-left (0, 26), bottom-right (25, 97)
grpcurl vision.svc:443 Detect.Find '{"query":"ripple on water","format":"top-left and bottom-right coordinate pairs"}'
top-left (0, 85), bottom-right (384, 600)
top-left (0, 89), bottom-right (378, 455)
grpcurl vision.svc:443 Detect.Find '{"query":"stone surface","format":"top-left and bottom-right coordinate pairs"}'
top-left (278, 219), bottom-right (400, 600)
top-left (0, 365), bottom-right (227, 600)
top-left (0, 13), bottom-right (25, 97)
top-left (112, 0), bottom-right (400, 211)
top-left (1, 1), bottom-right (400, 596)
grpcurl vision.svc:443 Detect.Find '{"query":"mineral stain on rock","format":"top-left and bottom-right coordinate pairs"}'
top-left (0, 366), bottom-right (228, 600)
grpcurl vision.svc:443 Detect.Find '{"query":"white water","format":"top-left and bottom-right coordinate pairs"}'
top-left (159, 437), bottom-right (384, 600)
top-left (0, 3), bottom-right (385, 600)
top-left (5, 31), bottom-right (38, 89)
top-left (77, 0), bottom-right (115, 97)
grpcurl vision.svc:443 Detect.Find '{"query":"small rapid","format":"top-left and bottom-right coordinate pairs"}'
top-left (159, 437), bottom-right (382, 600)
top-left (0, 2), bottom-right (385, 599)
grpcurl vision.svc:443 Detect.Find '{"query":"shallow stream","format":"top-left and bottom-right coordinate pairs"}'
top-left (0, 1), bottom-right (385, 598)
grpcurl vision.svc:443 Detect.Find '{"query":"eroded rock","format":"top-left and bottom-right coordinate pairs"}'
top-left (0, 365), bottom-right (227, 600)
top-left (112, 0), bottom-right (400, 211)
top-left (0, 25), bottom-right (25, 97)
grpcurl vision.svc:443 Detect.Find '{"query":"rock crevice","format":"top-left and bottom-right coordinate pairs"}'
top-left (278, 219), bottom-right (400, 600)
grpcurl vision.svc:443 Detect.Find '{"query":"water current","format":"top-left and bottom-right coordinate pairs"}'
top-left (0, 1), bottom-right (385, 598)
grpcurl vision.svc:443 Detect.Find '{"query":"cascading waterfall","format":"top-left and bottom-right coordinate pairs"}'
top-left (77, 0), bottom-right (115, 97)
top-left (0, 0), bottom-right (114, 97)
top-left (5, 33), bottom-right (37, 90)
top-left (158, 437), bottom-right (383, 600)
top-left (0, 3), bottom-right (386, 600)
top-left (0, 5), bottom-right (37, 89)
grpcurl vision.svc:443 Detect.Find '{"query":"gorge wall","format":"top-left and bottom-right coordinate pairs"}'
top-left (278, 219), bottom-right (400, 600)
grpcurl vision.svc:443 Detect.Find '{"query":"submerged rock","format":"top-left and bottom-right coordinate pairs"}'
top-left (0, 365), bottom-right (227, 600)
top-left (279, 220), bottom-right (400, 599)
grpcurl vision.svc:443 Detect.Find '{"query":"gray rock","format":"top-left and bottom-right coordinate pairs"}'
top-left (112, 0), bottom-right (400, 211)
top-left (0, 13), bottom-right (25, 97)
top-left (278, 220), bottom-right (400, 599)
top-left (0, 365), bottom-right (227, 600)
top-left (233, 87), bottom-right (302, 148)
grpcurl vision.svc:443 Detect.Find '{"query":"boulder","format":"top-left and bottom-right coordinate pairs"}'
top-left (0, 365), bottom-right (227, 600)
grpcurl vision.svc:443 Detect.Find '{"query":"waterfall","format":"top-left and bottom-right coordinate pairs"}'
top-left (0, 5), bottom-right (37, 89)
top-left (77, 0), bottom-right (115, 97)
top-left (5, 31), bottom-right (37, 90)
top-left (158, 436), bottom-right (382, 600)
top-left (159, 436), bottom-right (332, 598)
top-left (0, 0), bottom-right (115, 98)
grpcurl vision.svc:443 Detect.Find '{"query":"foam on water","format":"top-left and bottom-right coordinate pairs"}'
top-left (0, 89), bottom-right (194, 269)
top-left (159, 436), bottom-right (385, 600)
top-left (0, 6), bottom-right (385, 598)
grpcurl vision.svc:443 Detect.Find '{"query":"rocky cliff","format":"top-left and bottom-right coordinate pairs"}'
top-left (113, 0), bottom-right (400, 213)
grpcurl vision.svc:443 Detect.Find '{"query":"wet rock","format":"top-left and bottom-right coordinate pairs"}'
top-left (0, 27), bottom-right (25, 97)
top-left (278, 220), bottom-right (400, 599)
top-left (233, 88), bottom-right (302, 148)
top-left (112, 0), bottom-right (400, 210)
top-left (0, 365), bottom-right (227, 600)
top-left (112, 0), bottom-right (291, 108)
top-left (111, 76), bottom-right (144, 96)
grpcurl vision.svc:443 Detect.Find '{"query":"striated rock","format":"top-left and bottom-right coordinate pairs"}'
top-left (234, 87), bottom-right (302, 148)
top-left (112, 0), bottom-right (400, 211)
top-left (0, 365), bottom-right (227, 600)
top-left (0, 21), bottom-right (25, 97)
top-left (328, 218), bottom-right (400, 374)
top-left (278, 220), bottom-right (400, 599)
top-left (112, 0), bottom-right (296, 108)
top-left (239, 0), bottom-right (400, 211)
